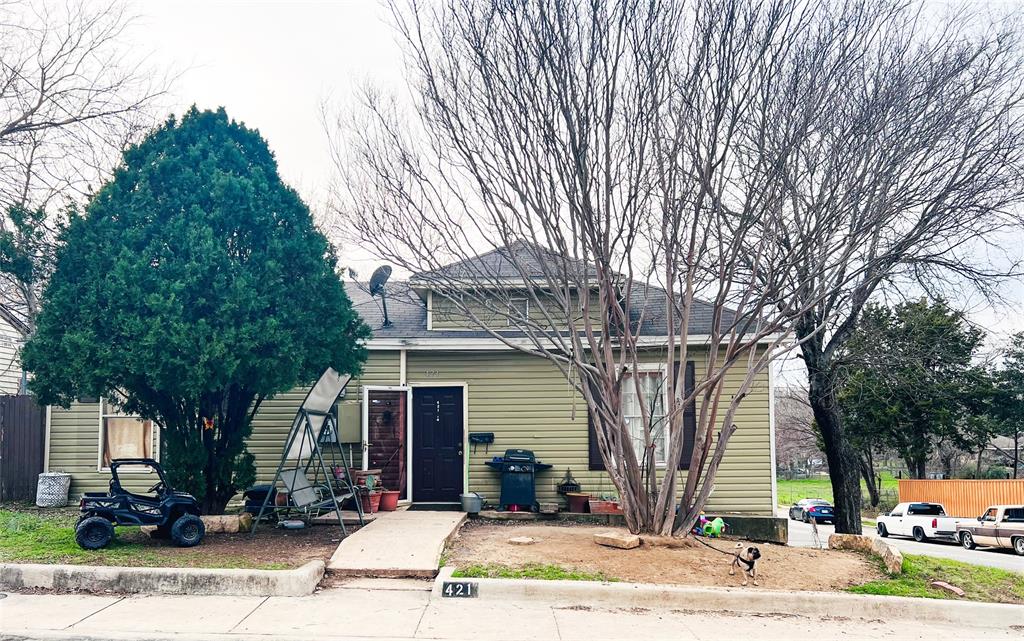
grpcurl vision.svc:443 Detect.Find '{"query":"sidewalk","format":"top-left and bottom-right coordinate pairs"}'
top-left (2, 580), bottom-right (1022, 641)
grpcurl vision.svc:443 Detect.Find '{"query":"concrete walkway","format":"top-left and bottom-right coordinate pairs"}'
top-left (327, 509), bottom-right (465, 577)
top-left (2, 582), bottom-right (1021, 641)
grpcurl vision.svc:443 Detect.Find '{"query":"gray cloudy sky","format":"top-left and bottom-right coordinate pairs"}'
top-left (124, 0), bottom-right (1021, 375)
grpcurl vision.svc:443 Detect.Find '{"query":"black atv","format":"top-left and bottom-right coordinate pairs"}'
top-left (75, 458), bottom-right (205, 550)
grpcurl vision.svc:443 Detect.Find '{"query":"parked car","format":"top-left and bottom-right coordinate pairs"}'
top-left (876, 502), bottom-right (964, 542)
top-left (788, 498), bottom-right (835, 524)
top-left (75, 458), bottom-right (205, 550)
top-left (956, 505), bottom-right (1024, 555)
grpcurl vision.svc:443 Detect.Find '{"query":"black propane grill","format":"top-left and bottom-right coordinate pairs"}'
top-left (485, 449), bottom-right (552, 511)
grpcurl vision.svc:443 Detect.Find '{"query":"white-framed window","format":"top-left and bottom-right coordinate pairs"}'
top-left (621, 364), bottom-right (668, 465)
top-left (508, 298), bottom-right (529, 325)
top-left (98, 397), bottom-right (157, 471)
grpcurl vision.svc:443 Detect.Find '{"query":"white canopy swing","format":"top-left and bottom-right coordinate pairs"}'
top-left (251, 367), bottom-right (364, 535)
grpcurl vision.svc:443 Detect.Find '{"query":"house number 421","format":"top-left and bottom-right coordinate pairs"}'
top-left (441, 581), bottom-right (477, 598)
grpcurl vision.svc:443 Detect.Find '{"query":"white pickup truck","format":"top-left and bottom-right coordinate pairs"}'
top-left (876, 502), bottom-right (967, 542)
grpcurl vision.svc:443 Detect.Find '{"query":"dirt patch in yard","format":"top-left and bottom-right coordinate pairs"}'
top-left (109, 525), bottom-right (346, 569)
top-left (447, 521), bottom-right (884, 592)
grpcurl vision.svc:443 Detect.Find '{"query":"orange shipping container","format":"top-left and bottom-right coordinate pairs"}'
top-left (897, 479), bottom-right (1024, 518)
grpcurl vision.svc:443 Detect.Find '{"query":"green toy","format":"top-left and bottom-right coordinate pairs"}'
top-left (702, 517), bottom-right (726, 537)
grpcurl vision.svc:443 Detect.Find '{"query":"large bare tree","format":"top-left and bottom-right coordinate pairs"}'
top-left (330, 0), bottom-right (1024, 535)
top-left (0, 0), bottom-right (163, 332)
top-left (765, 3), bottom-right (1024, 532)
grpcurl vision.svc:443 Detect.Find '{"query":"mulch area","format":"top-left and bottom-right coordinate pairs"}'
top-left (447, 520), bottom-right (884, 592)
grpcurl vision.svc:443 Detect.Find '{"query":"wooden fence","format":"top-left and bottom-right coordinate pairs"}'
top-left (898, 479), bottom-right (1024, 518)
top-left (0, 394), bottom-right (45, 501)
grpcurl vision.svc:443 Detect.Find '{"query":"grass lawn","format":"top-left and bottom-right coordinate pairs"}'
top-left (0, 506), bottom-right (337, 570)
top-left (776, 473), bottom-right (899, 508)
top-left (451, 563), bottom-right (618, 582)
top-left (849, 554), bottom-right (1024, 605)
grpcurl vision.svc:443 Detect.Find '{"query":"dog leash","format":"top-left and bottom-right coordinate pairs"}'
top-left (692, 536), bottom-right (737, 556)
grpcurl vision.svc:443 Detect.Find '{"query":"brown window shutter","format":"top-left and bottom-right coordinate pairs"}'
top-left (588, 407), bottom-right (605, 471)
top-left (679, 360), bottom-right (696, 470)
top-left (587, 375), bottom-right (608, 470)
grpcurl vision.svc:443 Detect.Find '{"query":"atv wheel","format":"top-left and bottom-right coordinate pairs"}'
top-left (170, 514), bottom-right (205, 547)
top-left (75, 516), bottom-right (114, 550)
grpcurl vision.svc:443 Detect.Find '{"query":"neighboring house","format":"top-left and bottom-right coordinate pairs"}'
top-left (43, 245), bottom-right (777, 515)
top-left (0, 305), bottom-right (29, 394)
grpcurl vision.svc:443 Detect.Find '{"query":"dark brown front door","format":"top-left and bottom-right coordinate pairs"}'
top-left (412, 387), bottom-right (464, 502)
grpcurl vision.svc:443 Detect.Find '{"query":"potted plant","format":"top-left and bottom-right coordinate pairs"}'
top-left (379, 488), bottom-right (400, 511)
top-left (349, 468), bottom-right (382, 487)
top-left (359, 475), bottom-right (382, 513)
top-left (588, 493), bottom-right (623, 514)
top-left (565, 492), bottom-right (590, 513)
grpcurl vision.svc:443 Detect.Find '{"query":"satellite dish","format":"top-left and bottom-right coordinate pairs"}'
top-left (369, 265), bottom-right (392, 296)
top-left (368, 265), bottom-right (393, 328)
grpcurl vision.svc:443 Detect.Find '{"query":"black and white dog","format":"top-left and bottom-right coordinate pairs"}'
top-left (729, 543), bottom-right (761, 586)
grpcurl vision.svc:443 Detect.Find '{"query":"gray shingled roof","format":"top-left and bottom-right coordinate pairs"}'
top-left (349, 240), bottom-right (741, 340)
top-left (344, 279), bottom-right (729, 340)
top-left (413, 240), bottom-right (595, 281)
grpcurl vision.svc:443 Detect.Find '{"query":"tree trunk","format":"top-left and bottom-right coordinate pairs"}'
top-left (858, 452), bottom-right (879, 508)
top-left (905, 456), bottom-right (926, 479)
top-left (1014, 429), bottom-right (1020, 480)
top-left (806, 369), bottom-right (863, 534)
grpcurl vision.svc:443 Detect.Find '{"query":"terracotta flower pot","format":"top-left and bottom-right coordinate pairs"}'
top-left (566, 492), bottom-right (590, 513)
top-left (588, 499), bottom-right (623, 515)
top-left (379, 490), bottom-right (400, 511)
top-left (360, 490), bottom-right (382, 513)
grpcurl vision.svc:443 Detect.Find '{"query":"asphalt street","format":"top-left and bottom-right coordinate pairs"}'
top-left (783, 512), bottom-right (1024, 573)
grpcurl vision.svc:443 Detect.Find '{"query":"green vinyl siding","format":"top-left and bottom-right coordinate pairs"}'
top-left (431, 289), bottom-right (604, 332)
top-left (246, 350), bottom-right (401, 485)
top-left (48, 351), bottom-right (402, 497)
top-left (405, 349), bottom-right (774, 516)
top-left (45, 347), bottom-right (772, 515)
top-left (47, 401), bottom-right (162, 497)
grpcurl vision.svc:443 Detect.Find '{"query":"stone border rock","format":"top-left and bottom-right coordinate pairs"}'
top-left (827, 533), bottom-right (903, 574)
top-left (432, 567), bottom-right (1023, 629)
top-left (0, 560), bottom-right (324, 597)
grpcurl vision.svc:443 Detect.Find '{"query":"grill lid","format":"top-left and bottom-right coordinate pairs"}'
top-left (502, 448), bottom-right (536, 462)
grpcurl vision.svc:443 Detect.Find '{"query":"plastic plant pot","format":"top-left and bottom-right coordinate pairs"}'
top-left (379, 490), bottom-right (400, 511)
top-left (566, 492), bottom-right (590, 513)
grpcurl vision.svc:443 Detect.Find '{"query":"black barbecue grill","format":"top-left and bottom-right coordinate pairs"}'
top-left (485, 449), bottom-right (552, 511)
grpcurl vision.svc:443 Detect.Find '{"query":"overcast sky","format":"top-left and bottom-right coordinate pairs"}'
top-left (123, 0), bottom-right (1022, 380)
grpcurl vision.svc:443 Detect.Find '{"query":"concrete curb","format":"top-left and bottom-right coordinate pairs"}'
top-left (0, 560), bottom-right (324, 597)
top-left (432, 566), bottom-right (1023, 629)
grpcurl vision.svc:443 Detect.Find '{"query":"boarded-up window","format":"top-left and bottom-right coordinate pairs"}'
top-left (99, 399), bottom-right (155, 469)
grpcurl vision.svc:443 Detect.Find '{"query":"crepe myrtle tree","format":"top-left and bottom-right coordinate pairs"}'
top-left (23, 107), bottom-right (369, 514)
top-left (329, 0), bottom-right (999, 535)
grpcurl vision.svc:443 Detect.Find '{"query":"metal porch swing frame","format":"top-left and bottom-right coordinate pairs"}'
top-left (251, 368), bottom-right (364, 535)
